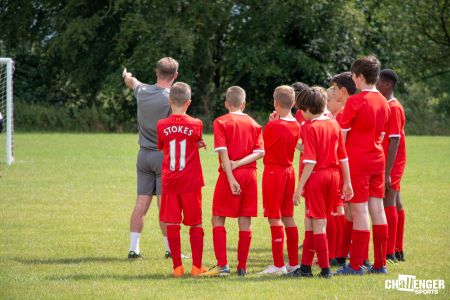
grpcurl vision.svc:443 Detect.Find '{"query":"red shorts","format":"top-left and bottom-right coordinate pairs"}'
top-left (159, 189), bottom-right (202, 226)
top-left (390, 163), bottom-right (406, 191)
top-left (350, 173), bottom-right (384, 203)
top-left (262, 166), bottom-right (295, 219)
top-left (304, 168), bottom-right (339, 219)
top-left (212, 168), bottom-right (258, 218)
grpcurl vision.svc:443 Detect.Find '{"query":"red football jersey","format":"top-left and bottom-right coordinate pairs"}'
top-left (382, 99), bottom-right (406, 170)
top-left (295, 110), bottom-right (306, 125)
top-left (214, 112), bottom-right (264, 169)
top-left (301, 116), bottom-right (347, 171)
top-left (157, 114), bottom-right (204, 194)
top-left (335, 108), bottom-right (344, 126)
top-left (263, 117), bottom-right (300, 167)
top-left (340, 90), bottom-right (390, 175)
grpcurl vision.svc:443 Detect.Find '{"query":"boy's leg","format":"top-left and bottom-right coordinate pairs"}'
top-left (349, 202), bottom-right (370, 271)
top-left (212, 216), bottom-right (227, 267)
top-left (395, 192), bottom-right (405, 260)
top-left (312, 218), bottom-right (330, 276)
top-left (282, 217), bottom-right (299, 268)
top-left (268, 218), bottom-right (285, 268)
top-left (299, 217), bottom-right (314, 275)
top-left (369, 196), bottom-right (388, 271)
top-left (334, 206), bottom-right (346, 263)
top-left (337, 203), bottom-right (353, 262)
top-left (326, 214), bottom-right (336, 260)
top-left (384, 188), bottom-right (398, 261)
top-left (237, 217), bottom-right (252, 272)
top-left (189, 225), bottom-right (204, 270)
top-left (166, 223), bottom-right (182, 270)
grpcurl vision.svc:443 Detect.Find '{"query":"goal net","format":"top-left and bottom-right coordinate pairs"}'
top-left (0, 58), bottom-right (14, 166)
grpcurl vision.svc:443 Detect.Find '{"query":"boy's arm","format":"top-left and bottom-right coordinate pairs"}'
top-left (293, 163), bottom-right (315, 206)
top-left (122, 68), bottom-right (142, 90)
top-left (385, 138), bottom-right (399, 190)
top-left (340, 160), bottom-right (354, 201)
top-left (230, 126), bottom-right (265, 169)
top-left (218, 150), bottom-right (241, 195)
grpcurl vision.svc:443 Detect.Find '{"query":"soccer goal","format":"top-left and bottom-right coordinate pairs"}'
top-left (0, 58), bottom-right (14, 165)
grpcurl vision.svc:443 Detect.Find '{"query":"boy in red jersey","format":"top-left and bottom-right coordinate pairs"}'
top-left (292, 82), bottom-right (310, 125)
top-left (157, 82), bottom-right (207, 277)
top-left (377, 69), bottom-right (407, 263)
top-left (259, 86), bottom-right (300, 275)
top-left (202, 86), bottom-right (264, 277)
top-left (336, 55), bottom-right (390, 275)
top-left (326, 72), bottom-right (357, 266)
top-left (287, 87), bottom-right (353, 278)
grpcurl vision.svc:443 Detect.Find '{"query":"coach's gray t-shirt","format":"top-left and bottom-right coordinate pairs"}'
top-left (134, 84), bottom-right (171, 150)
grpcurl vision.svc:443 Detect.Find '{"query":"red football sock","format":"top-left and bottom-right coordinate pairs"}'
top-left (314, 233), bottom-right (330, 269)
top-left (335, 215), bottom-right (346, 258)
top-left (338, 220), bottom-right (353, 258)
top-left (237, 231), bottom-right (252, 270)
top-left (167, 224), bottom-right (182, 269)
top-left (189, 227), bottom-right (204, 269)
top-left (373, 224), bottom-right (388, 269)
top-left (270, 226), bottom-right (285, 268)
top-left (285, 226), bottom-right (299, 266)
top-left (364, 233), bottom-right (369, 262)
top-left (301, 231), bottom-right (314, 266)
top-left (396, 209), bottom-right (405, 252)
top-left (213, 226), bottom-right (227, 266)
top-left (384, 206), bottom-right (398, 256)
top-left (349, 229), bottom-right (370, 270)
top-left (326, 215), bottom-right (336, 259)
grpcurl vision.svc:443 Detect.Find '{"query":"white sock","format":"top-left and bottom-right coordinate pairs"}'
top-left (163, 236), bottom-right (170, 252)
top-left (129, 232), bottom-right (141, 253)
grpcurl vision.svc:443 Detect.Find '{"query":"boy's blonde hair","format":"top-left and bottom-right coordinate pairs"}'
top-left (170, 82), bottom-right (191, 106)
top-left (226, 86), bottom-right (246, 107)
top-left (274, 85), bottom-right (295, 109)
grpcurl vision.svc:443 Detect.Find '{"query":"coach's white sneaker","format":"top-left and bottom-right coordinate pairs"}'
top-left (259, 265), bottom-right (288, 275)
top-left (286, 264), bottom-right (300, 273)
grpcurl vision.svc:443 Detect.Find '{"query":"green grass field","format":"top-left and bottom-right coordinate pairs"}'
top-left (1, 133), bottom-right (449, 299)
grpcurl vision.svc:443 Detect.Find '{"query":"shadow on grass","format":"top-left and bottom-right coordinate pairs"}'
top-left (15, 257), bottom-right (130, 265)
top-left (47, 273), bottom-right (169, 281)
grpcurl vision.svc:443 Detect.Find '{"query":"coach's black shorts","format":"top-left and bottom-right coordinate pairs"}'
top-left (136, 147), bottom-right (162, 196)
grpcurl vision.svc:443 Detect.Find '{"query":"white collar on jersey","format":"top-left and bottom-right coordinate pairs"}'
top-left (361, 87), bottom-right (379, 92)
top-left (229, 111), bottom-right (247, 116)
top-left (387, 98), bottom-right (397, 103)
top-left (311, 115), bottom-right (331, 122)
top-left (280, 117), bottom-right (296, 122)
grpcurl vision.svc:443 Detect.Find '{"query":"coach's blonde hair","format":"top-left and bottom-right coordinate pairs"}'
top-left (156, 57), bottom-right (179, 80)
top-left (170, 82), bottom-right (191, 106)
top-left (274, 85), bottom-right (295, 109)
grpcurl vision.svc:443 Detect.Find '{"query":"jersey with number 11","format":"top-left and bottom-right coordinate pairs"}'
top-left (157, 114), bottom-right (205, 194)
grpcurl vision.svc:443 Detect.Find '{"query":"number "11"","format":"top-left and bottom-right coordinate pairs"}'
top-left (169, 139), bottom-right (186, 171)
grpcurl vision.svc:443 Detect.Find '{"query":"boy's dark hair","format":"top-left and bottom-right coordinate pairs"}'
top-left (170, 82), bottom-right (191, 106)
top-left (351, 55), bottom-right (380, 85)
top-left (331, 72), bottom-right (357, 95)
top-left (292, 82), bottom-right (309, 105)
top-left (380, 69), bottom-right (399, 87)
top-left (297, 86), bottom-right (327, 115)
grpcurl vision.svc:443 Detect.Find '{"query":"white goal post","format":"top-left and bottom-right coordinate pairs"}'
top-left (0, 57), bottom-right (14, 165)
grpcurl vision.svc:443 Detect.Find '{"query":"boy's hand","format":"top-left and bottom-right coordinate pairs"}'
top-left (385, 174), bottom-right (391, 191)
top-left (269, 111), bottom-right (279, 121)
top-left (296, 140), bottom-right (304, 152)
top-left (229, 160), bottom-right (239, 170)
top-left (293, 187), bottom-right (302, 206)
top-left (229, 178), bottom-right (241, 195)
top-left (341, 182), bottom-right (354, 201)
top-left (198, 140), bottom-right (207, 150)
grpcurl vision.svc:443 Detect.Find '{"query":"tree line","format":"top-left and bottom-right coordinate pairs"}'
top-left (1, 0), bottom-right (449, 133)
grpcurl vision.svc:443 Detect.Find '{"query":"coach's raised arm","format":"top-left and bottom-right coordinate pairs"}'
top-left (122, 57), bottom-right (187, 260)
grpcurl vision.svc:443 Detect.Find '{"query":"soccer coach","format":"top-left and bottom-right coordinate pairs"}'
top-left (123, 57), bottom-right (178, 259)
